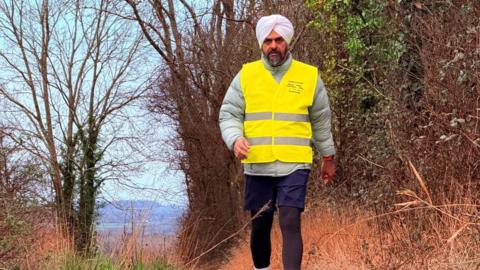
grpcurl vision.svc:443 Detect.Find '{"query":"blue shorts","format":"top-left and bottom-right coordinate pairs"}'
top-left (244, 169), bottom-right (310, 212)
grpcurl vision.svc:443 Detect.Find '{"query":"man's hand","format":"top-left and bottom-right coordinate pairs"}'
top-left (233, 138), bottom-right (250, 160)
top-left (321, 158), bottom-right (336, 184)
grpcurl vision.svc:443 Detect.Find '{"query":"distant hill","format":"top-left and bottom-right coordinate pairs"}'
top-left (97, 200), bottom-right (185, 235)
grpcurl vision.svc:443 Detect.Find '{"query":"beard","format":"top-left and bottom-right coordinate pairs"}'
top-left (264, 48), bottom-right (288, 67)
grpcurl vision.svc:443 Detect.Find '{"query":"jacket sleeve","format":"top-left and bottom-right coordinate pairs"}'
top-left (309, 75), bottom-right (336, 157)
top-left (219, 72), bottom-right (245, 150)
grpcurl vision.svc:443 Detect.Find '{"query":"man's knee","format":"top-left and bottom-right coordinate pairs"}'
top-left (279, 207), bottom-right (301, 233)
top-left (251, 211), bottom-right (274, 232)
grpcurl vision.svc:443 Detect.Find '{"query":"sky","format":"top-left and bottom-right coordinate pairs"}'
top-left (101, 160), bottom-right (188, 206)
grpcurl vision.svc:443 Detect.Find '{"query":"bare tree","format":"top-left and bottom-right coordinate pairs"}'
top-left (0, 0), bottom-right (148, 252)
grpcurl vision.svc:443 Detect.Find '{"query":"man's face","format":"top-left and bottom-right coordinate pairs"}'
top-left (261, 31), bottom-right (288, 67)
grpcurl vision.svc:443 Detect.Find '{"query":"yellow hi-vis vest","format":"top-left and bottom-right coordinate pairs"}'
top-left (240, 59), bottom-right (318, 164)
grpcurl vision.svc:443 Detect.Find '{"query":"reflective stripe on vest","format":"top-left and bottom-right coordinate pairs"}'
top-left (245, 112), bottom-right (309, 122)
top-left (240, 59), bottom-right (318, 163)
top-left (248, 137), bottom-right (311, 146)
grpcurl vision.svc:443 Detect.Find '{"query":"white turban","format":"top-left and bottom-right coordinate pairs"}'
top-left (255, 15), bottom-right (294, 48)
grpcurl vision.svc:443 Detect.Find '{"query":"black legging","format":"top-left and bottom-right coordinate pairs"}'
top-left (251, 207), bottom-right (302, 270)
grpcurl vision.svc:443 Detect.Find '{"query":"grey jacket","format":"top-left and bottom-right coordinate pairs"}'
top-left (219, 54), bottom-right (335, 176)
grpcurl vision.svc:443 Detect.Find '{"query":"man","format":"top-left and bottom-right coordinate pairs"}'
top-left (219, 14), bottom-right (336, 270)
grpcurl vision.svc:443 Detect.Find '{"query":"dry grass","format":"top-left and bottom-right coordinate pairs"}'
top-left (97, 229), bottom-right (180, 269)
top-left (6, 219), bottom-right (182, 270)
top-left (3, 187), bottom-right (478, 270)
top-left (26, 224), bottom-right (72, 269)
top-left (220, 208), bottom-right (380, 270)
top-left (221, 199), bottom-right (479, 270)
